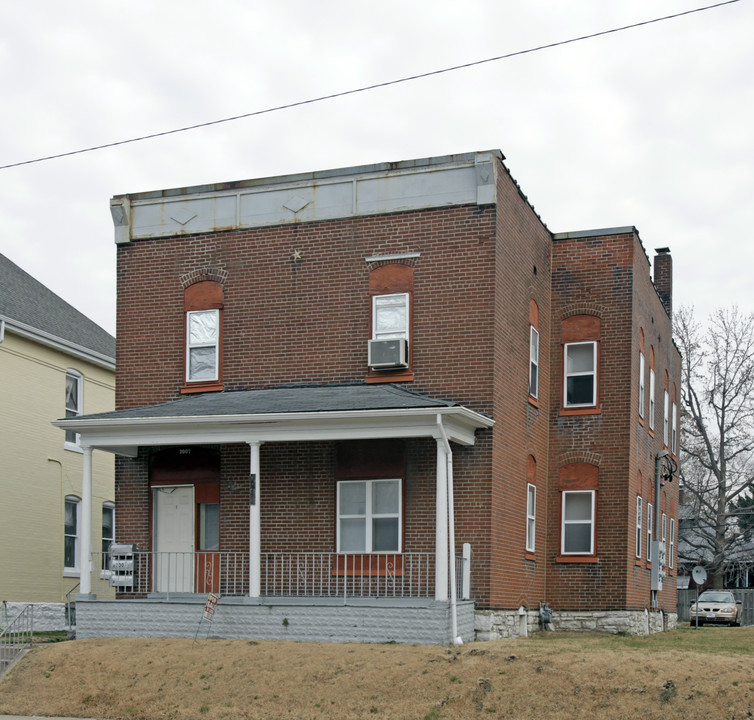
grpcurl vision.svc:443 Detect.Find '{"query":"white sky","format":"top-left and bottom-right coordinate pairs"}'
top-left (1, 0), bottom-right (752, 336)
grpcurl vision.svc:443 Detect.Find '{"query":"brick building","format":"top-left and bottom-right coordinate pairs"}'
top-left (57, 150), bottom-right (681, 643)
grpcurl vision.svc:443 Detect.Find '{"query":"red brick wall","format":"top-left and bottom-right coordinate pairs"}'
top-left (113, 159), bottom-right (679, 615)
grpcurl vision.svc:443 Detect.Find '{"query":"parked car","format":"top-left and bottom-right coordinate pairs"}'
top-left (689, 590), bottom-right (742, 626)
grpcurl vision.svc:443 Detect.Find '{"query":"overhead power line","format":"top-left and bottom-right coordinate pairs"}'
top-left (0, 0), bottom-right (742, 171)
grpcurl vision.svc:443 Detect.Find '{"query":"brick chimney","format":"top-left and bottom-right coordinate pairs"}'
top-left (653, 248), bottom-right (673, 319)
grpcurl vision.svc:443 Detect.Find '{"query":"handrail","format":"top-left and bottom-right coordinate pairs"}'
top-left (65, 582), bottom-right (80, 630)
top-left (0, 604), bottom-right (33, 676)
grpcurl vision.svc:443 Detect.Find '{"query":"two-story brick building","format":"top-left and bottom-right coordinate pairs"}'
top-left (57, 150), bottom-right (681, 643)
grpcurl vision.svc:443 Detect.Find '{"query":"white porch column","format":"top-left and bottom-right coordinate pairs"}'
top-left (248, 441), bottom-right (261, 598)
top-left (78, 445), bottom-right (94, 597)
top-left (435, 438), bottom-right (449, 602)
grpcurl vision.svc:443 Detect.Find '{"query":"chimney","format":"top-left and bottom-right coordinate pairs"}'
top-left (653, 248), bottom-right (673, 319)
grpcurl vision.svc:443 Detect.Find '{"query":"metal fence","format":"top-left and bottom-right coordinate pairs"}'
top-left (677, 588), bottom-right (754, 625)
top-left (91, 550), bottom-right (470, 601)
top-left (0, 604), bottom-right (33, 676)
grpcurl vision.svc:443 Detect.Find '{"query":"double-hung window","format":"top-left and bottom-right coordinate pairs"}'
top-left (564, 342), bottom-right (597, 408)
top-left (64, 496), bottom-right (80, 573)
top-left (649, 357), bottom-right (656, 431)
top-left (672, 399), bottom-right (678, 454)
top-left (635, 497), bottom-right (643, 559)
top-left (529, 327), bottom-right (539, 398)
top-left (64, 370), bottom-right (82, 448)
top-left (669, 518), bottom-right (675, 569)
top-left (526, 483), bottom-right (536, 552)
top-left (186, 309), bottom-right (220, 382)
top-left (663, 389), bottom-right (670, 446)
top-left (337, 479), bottom-right (401, 553)
top-left (373, 294), bottom-right (409, 341)
top-left (561, 490), bottom-right (595, 555)
top-left (647, 503), bottom-right (653, 561)
top-left (639, 350), bottom-right (646, 419)
top-left (101, 503), bottom-right (114, 570)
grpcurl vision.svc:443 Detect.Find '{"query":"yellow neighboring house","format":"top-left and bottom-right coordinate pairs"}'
top-left (0, 252), bottom-right (115, 630)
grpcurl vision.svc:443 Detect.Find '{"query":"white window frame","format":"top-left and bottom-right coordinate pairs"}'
top-left (638, 351), bottom-right (645, 419)
top-left (337, 479), bottom-right (402, 553)
top-left (64, 495), bottom-right (80, 575)
top-left (669, 518), bottom-right (675, 569)
top-left (529, 327), bottom-right (539, 398)
top-left (372, 293), bottom-right (409, 341)
top-left (186, 309), bottom-right (220, 383)
top-left (663, 389), bottom-right (670, 446)
top-left (101, 503), bottom-right (115, 573)
top-left (649, 368), bottom-right (656, 430)
top-left (526, 483), bottom-right (536, 552)
top-left (64, 369), bottom-right (83, 451)
top-left (672, 401), bottom-right (678, 454)
top-left (564, 341), bottom-right (597, 408)
top-left (662, 512), bottom-right (667, 550)
top-left (561, 490), bottom-right (595, 555)
top-left (647, 503), bottom-right (653, 561)
top-left (635, 496), bottom-right (643, 558)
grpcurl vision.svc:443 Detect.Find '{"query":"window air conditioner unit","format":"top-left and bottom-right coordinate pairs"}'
top-left (368, 338), bottom-right (408, 369)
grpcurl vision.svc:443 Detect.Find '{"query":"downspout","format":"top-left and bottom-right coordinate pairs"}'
top-left (437, 415), bottom-right (462, 645)
top-left (652, 450), bottom-right (668, 610)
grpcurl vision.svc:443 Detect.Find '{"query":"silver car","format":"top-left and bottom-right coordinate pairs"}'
top-left (689, 590), bottom-right (742, 626)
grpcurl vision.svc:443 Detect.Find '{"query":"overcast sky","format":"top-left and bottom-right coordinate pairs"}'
top-left (1, 0), bottom-right (751, 336)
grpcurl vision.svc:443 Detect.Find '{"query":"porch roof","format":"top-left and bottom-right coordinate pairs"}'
top-left (53, 384), bottom-right (494, 456)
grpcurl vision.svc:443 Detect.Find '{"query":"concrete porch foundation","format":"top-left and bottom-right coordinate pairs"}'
top-left (75, 597), bottom-right (475, 645)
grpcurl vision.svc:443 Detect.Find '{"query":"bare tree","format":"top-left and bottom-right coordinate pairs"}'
top-left (675, 306), bottom-right (754, 587)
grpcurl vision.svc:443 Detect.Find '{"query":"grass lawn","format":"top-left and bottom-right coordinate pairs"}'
top-left (1, 625), bottom-right (752, 719)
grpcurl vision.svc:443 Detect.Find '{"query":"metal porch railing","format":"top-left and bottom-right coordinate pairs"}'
top-left (0, 603), bottom-right (33, 676)
top-left (90, 550), bottom-right (471, 601)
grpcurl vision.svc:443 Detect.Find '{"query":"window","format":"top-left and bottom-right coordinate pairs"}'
top-left (672, 393), bottom-right (679, 455)
top-left (337, 479), bottom-right (401, 553)
top-left (564, 342), bottom-right (597, 407)
top-left (636, 496), bottom-right (643, 559)
top-left (649, 348), bottom-right (656, 431)
top-left (639, 349), bottom-right (646, 419)
top-left (102, 503), bottom-right (114, 570)
top-left (529, 327), bottom-right (539, 398)
top-left (526, 483), bottom-right (536, 552)
top-left (669, 518), bottom-right (675, 569)
top-left (561, 490), bottom-right (595, 555)
top-left (186, 309), bottom-right (219, 382)
top-left (64, 496), bottom-right (80, 572)
top-left (200, 503), bottom-right (220, 551)
top-left (367, 263), bottom-right (415, 382)
top-left (64, 370), bottom-right (82, 448)
top-left (647, 503), bottom-right (653, 561)
top-left (663, 388), bottom-right (670, 446)
top-left (529, 300), bottom-right (540, 400)
top-left (183, 280), bottom-right (224, 393)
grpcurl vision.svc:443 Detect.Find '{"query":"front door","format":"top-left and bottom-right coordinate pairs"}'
top-left (153, 485), bottom-right (195, 592)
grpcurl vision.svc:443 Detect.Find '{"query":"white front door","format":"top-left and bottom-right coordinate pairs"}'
top-left (153, 485), bottom-right (194, 592)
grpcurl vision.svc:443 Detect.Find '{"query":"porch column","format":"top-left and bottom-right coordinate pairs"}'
top-left (435, 439), bottom-right (449, 601)
top-left (248, 441), bottom-right (261, 598)
top-left (78, 445), bottom-right (94, 598)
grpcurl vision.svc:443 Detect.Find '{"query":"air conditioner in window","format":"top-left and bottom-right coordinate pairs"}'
top-left (368, 338), bottom-right (408, 369)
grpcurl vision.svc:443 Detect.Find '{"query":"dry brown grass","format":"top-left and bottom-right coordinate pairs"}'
top-left (1, 626), bottom-right (753, 719)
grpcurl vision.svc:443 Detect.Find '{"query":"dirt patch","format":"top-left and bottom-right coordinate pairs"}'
top-left (1, 631), bottom-right (752, 719)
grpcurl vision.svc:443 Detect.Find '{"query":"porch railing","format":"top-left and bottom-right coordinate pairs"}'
top-left (1, 603), bottom-right (33, 676)
top-left (91, 550), bottom-right (471, 601)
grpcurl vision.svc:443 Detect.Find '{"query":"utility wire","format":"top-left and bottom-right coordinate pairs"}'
top-left (0, 0), bottom-right (742, 171)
